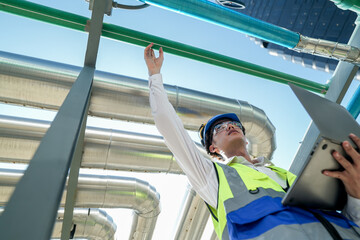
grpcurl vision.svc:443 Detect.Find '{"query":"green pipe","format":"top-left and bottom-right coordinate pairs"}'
top-left (0, 0), bottom-right (328, 93)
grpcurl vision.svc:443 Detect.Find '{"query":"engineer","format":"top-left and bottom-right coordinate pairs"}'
top-left (144, 43), bottom-right (360, 239)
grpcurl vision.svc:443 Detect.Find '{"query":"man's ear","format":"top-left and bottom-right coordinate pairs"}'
top-left (209, 144), bottom-right (217, 154)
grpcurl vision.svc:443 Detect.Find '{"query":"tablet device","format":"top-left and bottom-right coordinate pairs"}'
top-left (281, 84), bottom-right (360, 210)
top-left (282, 137), bottom-right (347, 210)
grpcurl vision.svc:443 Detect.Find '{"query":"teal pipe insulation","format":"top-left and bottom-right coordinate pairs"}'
top-left (139, 0), bottom-right (300, 48)
top-left (347, 85), bottom-right (360, 119)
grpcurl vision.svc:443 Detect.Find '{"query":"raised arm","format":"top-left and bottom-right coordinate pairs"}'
top-left (144, 43), bottom-right (218, 207)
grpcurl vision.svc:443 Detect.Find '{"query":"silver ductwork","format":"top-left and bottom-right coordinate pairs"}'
top-left (0, 207), bottom-right (117, 240)
top-left (294, 34), bottom-right (360, 64)
top-left (0, 168), bottom-right (160, 240)
top-left (173, 185), bottom-right (210, 239)
top-left (0, 115), bottom-right (209, 173)
top-left (53, 208), bottom-right (116, 240)
top-left (0, 51), bottom-right (276, 159)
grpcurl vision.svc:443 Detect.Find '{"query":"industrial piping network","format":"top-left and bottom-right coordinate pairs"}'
top-left (0, 50), bottom-right (277, 159)
top-left (0, 114), bottom-right (214, 239)
top-left (0, 168), bottom-right (160, 240)
top-left (0, 207), bottom-right (117, 239)
top-left (0, 0), bottom-right (360, 239)
top-left (137, 0), bottom-right (360, 64)
top-left (0, 0), bottom-right (359, 116)
top-left (0, 0), bottom-right (327, 93)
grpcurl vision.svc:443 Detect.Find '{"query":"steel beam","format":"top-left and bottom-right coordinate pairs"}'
top-left (289, 22), bottom-right (360, 175)
top-left (61, 0), bottom-right (107, 239)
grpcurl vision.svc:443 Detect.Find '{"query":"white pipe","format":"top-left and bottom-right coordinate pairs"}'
top-left (173, 185), bottom-right (210, 240)
top-left (0, 207), bottom-right (117, 240)
top-left (0, 168), bottom-right (160, 240)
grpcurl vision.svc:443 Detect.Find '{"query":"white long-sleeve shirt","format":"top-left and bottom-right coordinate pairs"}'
top-left (148, 73), bottom-right (360, 225)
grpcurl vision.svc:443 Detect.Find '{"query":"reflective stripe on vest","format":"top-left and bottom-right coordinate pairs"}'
top-left (210, 162), bottom-right (360, 240)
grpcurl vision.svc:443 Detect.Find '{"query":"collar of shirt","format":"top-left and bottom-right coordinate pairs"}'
top-left (226, 156), bottom-right (287, 188)
top-left (226, 155), bottom-right (273, 167)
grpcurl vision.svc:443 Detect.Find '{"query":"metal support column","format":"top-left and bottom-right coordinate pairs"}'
top-left (61, 0), bottom-right (108, 239)
top-left (0, 0), bottom-right (107, 239)
top-left (289, 22), bottom-right (360, 175)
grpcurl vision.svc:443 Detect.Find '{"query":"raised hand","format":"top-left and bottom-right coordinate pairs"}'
top-left (144, 43), bottom-right (164, 76)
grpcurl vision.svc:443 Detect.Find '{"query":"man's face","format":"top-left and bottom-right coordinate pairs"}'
top-left (209, 119), bottom-right (246, 156)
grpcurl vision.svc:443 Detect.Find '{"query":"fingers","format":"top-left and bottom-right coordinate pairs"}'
top-left (350, 133), bottom-right (360, 149)
top-left (332, 150), bottom-right (354, 172)
top-left (144, 43), bottom-right (153, 58)
top-left (159, 47), bottom-right (164, 60)
top-left (322, 169), bottom-right (344, 181)
top-left (145, 43), bottom-right (163, 59)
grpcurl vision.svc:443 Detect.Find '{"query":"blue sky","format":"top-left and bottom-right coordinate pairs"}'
top-left (0, 0), bottom-right (359, 239)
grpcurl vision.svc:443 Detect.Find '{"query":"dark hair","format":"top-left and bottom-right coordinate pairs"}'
top-left (204, 123), bottom-right (223, 159)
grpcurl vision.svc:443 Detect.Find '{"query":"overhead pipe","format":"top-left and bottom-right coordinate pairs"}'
top-left (0, 52), bottom-right (276, 159)
top-left (0, 0), bottom-right (327, 93)
top-left (0, 115), bottom-right (193, 174)
top-left (0, 168), bottom-right (160, 240)
top-left (138, 0), bottom-right (360, 64)
top-left (173, 185), bottom-right (210, 240)
top-left (0, 207), bottom-right (117, 240)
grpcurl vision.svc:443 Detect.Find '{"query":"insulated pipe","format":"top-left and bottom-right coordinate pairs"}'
top-left (138, 0), bottom-right (299, 48)
top-left (0, 52), bottom-right (276, 159)
top-left (0, 208), bottom-right (117, 240)
top-left (173, 185), bottom-right (210, 240)
top-left (53, 208), bottom-right (117, 240)
top-left (0, 115), bottom-right (195, 173)
top-left (293, 35), bottom-right (360, 64)
top-left (0, 0), bottom-right (327, 93)
top-left (0, 168), bottom-right (161, 240)
top-left (138, 0), bottom-right (360, 65)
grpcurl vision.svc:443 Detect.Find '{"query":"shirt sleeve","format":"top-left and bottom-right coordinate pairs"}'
top-left (148, 73), bottom-right (218, 208)
top-left (342, 195), bottom-right (360, 226)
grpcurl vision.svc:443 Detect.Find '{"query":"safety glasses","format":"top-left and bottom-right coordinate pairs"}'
top-left (213, 121), bottom-right (243, 136)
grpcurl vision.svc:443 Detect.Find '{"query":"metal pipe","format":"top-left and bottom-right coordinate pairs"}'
top-left (347, 84), bottom-right (360, 119)
top-left (138, 0), bottom-right (299, 48)
top-left (138, 0), bottom-right (360, 64)
top-left (0, 168), bottom-right (160, 240)
top-left (54, 208), bottom-right (117, 240)
top-left (0, 52), bottom-right (276, 159)
top-left (173, 185), bottom-right (210, 240)
top-left (0, 208), bottom-right (117, 240)
top-left (293, 34), bottom-right (360, 64)
top-left (0, 0), bottom-right (327, 93)
top-left (0, 114), bottom-right (203, 173)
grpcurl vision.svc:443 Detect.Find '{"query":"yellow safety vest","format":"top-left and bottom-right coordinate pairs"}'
top-left (206, 161), bottom-right (360, 240)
